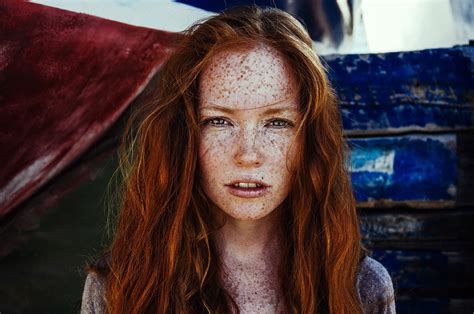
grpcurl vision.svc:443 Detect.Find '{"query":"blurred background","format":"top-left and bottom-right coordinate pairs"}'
top-left (0, 0), bottom-right (473, 313)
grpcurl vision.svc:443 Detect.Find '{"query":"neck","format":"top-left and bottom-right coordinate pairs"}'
top-left (214, 205), bottom-right (284, 263)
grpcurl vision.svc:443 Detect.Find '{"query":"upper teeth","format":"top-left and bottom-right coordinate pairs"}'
top-left (234, 182), bottom-right (262, 188)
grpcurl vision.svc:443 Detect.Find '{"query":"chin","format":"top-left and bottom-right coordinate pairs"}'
top-left (224, 207), bottom-right (274, 221)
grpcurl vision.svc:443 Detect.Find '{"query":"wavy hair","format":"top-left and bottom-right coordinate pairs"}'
top-left (87, 5), bottom-right (366, 313)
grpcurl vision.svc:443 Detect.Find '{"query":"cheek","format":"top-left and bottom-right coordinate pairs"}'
top-left (198, 130), bottom-right (234, 174)
top-left (259, 131), bottom-right (297, 169)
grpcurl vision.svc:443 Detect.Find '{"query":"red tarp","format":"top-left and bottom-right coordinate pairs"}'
top-left (0, 1), bottom-right (182, 219)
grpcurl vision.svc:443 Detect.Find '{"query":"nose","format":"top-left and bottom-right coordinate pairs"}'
top-left (233, 127), bottom-right (262, 167)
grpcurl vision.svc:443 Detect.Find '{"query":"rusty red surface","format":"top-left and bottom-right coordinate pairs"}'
top-left (0, 1), bottom-right (182, 218)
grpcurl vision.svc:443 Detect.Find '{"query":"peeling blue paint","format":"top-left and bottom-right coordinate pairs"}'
top-left (371, 249), bottom-right (450, 289)
top-left (340, 103), bottom-right (474, 131)
top-left (323, 46), bottom-right (474, 131)
top-left (349, 135), bottom-right (457, 201)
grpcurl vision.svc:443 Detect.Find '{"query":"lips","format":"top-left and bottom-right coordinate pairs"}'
top-left (225, 179), bottom-right (271, 198)
top-left (225, 179), bottom-right (271, 188)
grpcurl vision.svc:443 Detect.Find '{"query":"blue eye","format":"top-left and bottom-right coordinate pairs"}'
top-left (267, 119), bottom-right (294, 128)
top-left (200, 117), bottom-right (294, 128)
top-left (201, 117), bottom-right (232, 127)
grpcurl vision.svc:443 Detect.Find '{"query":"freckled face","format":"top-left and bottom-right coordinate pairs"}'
top-left (198, 43), bottom-right (301, 221)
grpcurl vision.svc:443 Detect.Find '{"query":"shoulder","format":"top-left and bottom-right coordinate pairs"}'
top-left (81, 272), bottom-right (107, 314)
top-left (356, 256), bottom-right (396, 314)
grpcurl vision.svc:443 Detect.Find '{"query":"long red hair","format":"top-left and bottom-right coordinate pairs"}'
top-left (87, 5), bottom-right (366, 313)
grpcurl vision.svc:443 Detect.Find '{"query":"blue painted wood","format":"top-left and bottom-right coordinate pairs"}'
top-left (369, 249), bottom-right (474, 292)
top-left (348, 135), bottom-right (457, 203)
top-left (396, 297), bottom-right (474, 314)
top-left (341, 104), bottom-right (473, 133)
top-left (375, 250), bottom-right (448, 290)
top-left (323, 46), bottom-right (474, 132)
top-left (395, 298), bottom-right (448, 314)
top-left (359, 208), bottom-right (474, 245)
top-left (326, 48), bottom-right (472, 102)
top-left (396, 296), bottom-right (474, 314)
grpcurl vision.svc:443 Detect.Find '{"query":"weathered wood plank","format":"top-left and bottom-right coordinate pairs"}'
top-left (323, 47), bottom-right (474, 133)
top-left (395, 297), bottom-right (474, 314)
top-left (359, 208), bottom-right (474, 244)
top-left (457, 131), bottom-right (474, 206)
top-left (326, 47), bottom-right (473, 101)
top-left (341, 104), bottom-right (474, 136)
top-left (349, 135), bottom-right (457, 206)
top-left (369, 249), bottom-right (474, 293)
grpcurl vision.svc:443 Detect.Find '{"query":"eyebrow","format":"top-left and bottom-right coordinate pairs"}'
top-left (199, 103), bottom-right (299, 115)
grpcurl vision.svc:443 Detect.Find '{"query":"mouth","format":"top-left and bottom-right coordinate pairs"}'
top-left (225, 180), bottom-right (270, 198)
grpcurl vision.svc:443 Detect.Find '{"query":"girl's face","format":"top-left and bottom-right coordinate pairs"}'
top-left (198, 43), bottom-right (301, 221)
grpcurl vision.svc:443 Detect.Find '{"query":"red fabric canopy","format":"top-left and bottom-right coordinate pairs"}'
top-left (0, 1), bottom-right (182, 218)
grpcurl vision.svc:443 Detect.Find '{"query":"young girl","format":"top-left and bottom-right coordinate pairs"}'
top-left (81, 5), bottom-right (395, 313)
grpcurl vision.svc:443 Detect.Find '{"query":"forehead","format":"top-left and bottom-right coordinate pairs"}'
top-left (198, 43), bottom-right (299, 113)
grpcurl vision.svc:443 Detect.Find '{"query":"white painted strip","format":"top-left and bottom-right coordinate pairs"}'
top-left (30, 0), bottom-right (215, 32)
